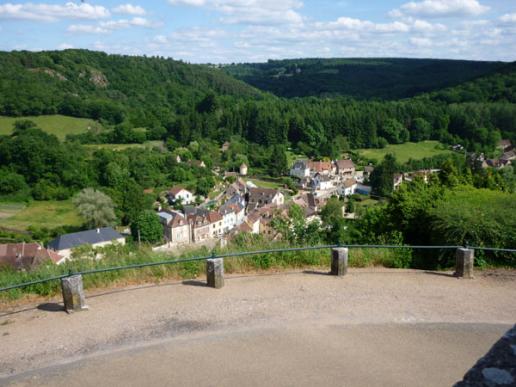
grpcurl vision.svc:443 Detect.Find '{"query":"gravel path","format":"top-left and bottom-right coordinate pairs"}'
top-left (0, 268), bottom-right (515, 385)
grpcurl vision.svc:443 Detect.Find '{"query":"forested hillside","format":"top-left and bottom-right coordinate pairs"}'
top-left (1, 50), bottom-right (515, 155)
top-left (223, 58), bottom-right (505, 99)
top-left (0, 49), bottom-right (262, 125)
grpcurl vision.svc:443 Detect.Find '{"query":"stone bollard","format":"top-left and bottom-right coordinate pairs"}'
top-left (331, 248), bottom-right (349, 276)
top-left (206, 258), bottom-right (224, 289)
top-left (455, 248), bottom-right (474, 279)
top-left (61, 274), bottom-right (88, 313)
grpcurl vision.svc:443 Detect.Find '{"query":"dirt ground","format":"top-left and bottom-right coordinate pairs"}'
top-left (1, 268), bottom-right (515, 386)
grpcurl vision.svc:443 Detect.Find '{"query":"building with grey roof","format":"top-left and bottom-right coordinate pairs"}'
top-left (47, 227), bottom-right (125, 260)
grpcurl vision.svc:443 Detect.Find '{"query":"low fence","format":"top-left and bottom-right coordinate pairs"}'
top-left (1, 244), bottom-right (515, 313)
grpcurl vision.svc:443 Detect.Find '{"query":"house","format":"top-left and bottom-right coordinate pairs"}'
top-left (168, 187), bottom-right (194, 205)
top-left (239, 163), bottom-right (248, 176)
top-left (290, 160), bottom-right (310, 180)
top-left (500, 150), bottom-right (515, 166)
top-left (338, 178), bottom-right (357, 197)
top-left (207, 211), bottom-right (224, 238)
top-left (157, 211), bottom-right (191, 245)
top-left (311, 174), bottom-right (333, 191)
top-left (187, 212), bottom-right (211, 242)
top-left (393, 174), bottom-right (403, 190)
top-left (239, 213), bottom-right (261, 234)
top-left (47, 227), bottom-right (125, 260)
top-left (219, 203), bottom-right (245, 232)
top-left (335, 159), bottom-right (355, 177)
top-left (0, 243), bottom-right (63, 270)
top-left (247, 188), bottom-right (284, 211)
top-left (225, 179), bottom-right (247, 198)
top-left (307, 160), bottom-right (334, 176)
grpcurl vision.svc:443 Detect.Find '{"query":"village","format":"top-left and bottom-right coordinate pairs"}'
top-left (1, 138), bottom-right (514, 271)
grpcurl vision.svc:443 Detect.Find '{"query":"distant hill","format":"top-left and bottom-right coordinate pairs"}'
top-left (223, 58), bottom-right (507, 100)
top-left (426, 61), bottom-right (516, 103)
top-left (0, 49), bottom-right (262, 125)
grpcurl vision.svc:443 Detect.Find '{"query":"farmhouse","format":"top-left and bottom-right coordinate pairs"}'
top-left (47, 227), bottom-right (125, 260)
top-left (0, 243), bottom-right (63, 270)
top-left (168, 187), bottom-right (194, 205)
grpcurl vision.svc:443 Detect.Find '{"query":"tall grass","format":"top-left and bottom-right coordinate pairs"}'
top-left (0, 241), bottom-right (411, 302)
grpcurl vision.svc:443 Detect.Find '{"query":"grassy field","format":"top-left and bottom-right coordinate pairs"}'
top-left (0, 115), bottom-right (102, 141)
top-left (0, 200), bottom-right (82, 231)
top-left (357, 141), bottom-right (452, 164)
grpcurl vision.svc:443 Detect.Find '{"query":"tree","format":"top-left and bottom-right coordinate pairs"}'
top-left (320, 198), bottom-right (348, 244)
top-left (73, 188), bottom-right (116, 228)
top-left (268, 144), bottom-right (288, 177)
top-left (370, 154), bottom-right (399, 196)
top-left (410, 118), bottom-right (432, 142)
top-left (131, 211), bottom-right (163, 244)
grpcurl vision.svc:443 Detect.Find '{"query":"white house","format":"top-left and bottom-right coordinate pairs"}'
top-left (338, 179), bottom-right (358, 197)
top-left (290, 160), bottom-right (310, 180)
top-left (219, 203), bottom-right (245, 232)
top-left (168, 187), bottom-right (194, 205)
top-left (47, 227), bottom-right (125, 260)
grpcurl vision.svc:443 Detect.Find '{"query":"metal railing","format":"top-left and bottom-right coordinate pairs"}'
top-left (0, 244), bottom-right (514, 293)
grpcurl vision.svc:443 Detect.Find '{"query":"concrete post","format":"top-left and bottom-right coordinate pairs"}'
top-left (61, 274), bottom-right (88, 313)
top-left (455, 248), bottom-right (474, 279)
top-left (331, 248), bottom-right (349, 276)
top-left (206, 258), bottom-right (224, 289)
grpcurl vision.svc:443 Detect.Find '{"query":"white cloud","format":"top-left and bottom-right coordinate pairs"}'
top-left (153, 35), bottom-right (169, 44)
top-left (500, 13), bottom-right (516, 23)
top-left (410, 37), bottom-right (433, 47)
top-left (0, 2), bottom-right (110, 22)
top-left (393, 0), bottom-right (489, 18)
top-left (68, 24), bottom-right (109, 34)
top-left (58, 42), bottom-right (74, 49)
top-left (168, 0), bottom-right (304, 26)
top-left (113, 4), bottom-right (146, 16)
top-left (68, 17), bottom-right (156, 34)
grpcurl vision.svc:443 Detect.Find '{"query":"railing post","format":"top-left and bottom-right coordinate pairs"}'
top-left (331, 247), bottom-right (348, 276)
top-left (206, 258), bottom-right (224, 289)
top-left (61, 274), bottom-right (88, 313)
top-left (455, 248), bottom-right (474, 279)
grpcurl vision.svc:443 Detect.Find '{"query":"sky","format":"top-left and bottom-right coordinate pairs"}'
top-left (0, 0), bottom-right (515, 63)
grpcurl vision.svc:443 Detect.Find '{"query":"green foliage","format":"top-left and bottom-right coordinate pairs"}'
top-left (224, 58), bottom-right (504, 100)
top-left (73, 188), bottom-right (116, 228)
top-left (320, 198), bottom-right (349, 244)
top-left (131, 211), bottom-right (163, 244)
top-left (430, 187), bottom-right (516, 266)
top-left (370, 154), bottom-right (399, 197)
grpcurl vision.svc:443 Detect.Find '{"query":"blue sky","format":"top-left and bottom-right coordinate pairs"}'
top-left (1, 0), bottom-right (515, 63)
